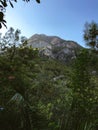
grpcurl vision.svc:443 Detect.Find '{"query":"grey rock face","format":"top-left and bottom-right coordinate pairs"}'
top-left (27, 34), bottom-right (82, 62)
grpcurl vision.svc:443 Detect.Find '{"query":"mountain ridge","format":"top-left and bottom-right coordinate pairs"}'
top-left (27, 34), bottom-right (82, 62)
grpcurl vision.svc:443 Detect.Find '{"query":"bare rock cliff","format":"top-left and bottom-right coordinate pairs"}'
top-left (27, 34), bottom-right (82, 62)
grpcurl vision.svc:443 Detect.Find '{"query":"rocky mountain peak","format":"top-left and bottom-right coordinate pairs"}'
top-left (27, 34), bottom-right (82, 62)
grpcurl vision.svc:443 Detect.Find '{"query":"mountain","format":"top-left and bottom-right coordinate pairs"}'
top-left (27, 34), bottom-right (82, 62)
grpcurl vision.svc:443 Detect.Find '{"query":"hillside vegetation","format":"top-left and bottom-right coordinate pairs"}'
top-left (0, 27), bottom-right (98, 130)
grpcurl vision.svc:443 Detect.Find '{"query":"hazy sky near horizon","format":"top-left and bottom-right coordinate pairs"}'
top-left (0, 0), bottom-right (98, 47)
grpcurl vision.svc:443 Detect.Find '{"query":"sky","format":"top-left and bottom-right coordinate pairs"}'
top-left (0, 0), bottom-right (98, 47)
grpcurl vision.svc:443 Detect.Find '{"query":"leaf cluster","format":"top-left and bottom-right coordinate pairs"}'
top-left (0, 28), bottom-right (98, 130)
top-left (83, 21), bottom-right (98, 50)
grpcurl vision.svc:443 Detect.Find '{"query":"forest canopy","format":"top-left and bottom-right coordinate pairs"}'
top-left (0, 27), bottom-right (98, 130)
top-left (0, 0), bottom-right (98, 129)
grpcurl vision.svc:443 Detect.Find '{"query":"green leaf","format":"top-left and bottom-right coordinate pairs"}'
top-left (9, 1), bottom-right (14, 8)
top-left (4, 0), bottom-right (7, 7)
top-left (0, 23), bottom-right (2, 28)
top-left (0, 12), bottom-right (4, 22)
top-left (2, 21), bottom-right (7, 28)
top-left (2, 19), bottom-right (6, 23)
top-left (36, 0), bottom-right (40, 3)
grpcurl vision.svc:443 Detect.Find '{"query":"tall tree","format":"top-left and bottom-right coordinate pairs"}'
top-left (65, 49), bottom-right (98, 130)
top-left (83, 21), bottom-right (98, 50)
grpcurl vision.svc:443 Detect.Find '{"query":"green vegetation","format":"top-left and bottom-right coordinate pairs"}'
top-left (83, 21), bottom-right (98, 50)
top-left (0, 26), bottom-right (98, 130)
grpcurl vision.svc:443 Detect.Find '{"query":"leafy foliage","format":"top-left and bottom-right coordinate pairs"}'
top-left (0, 27), bottom-right (98, 130)
top-left (65, 49), bottom-right (98, 130)
top-left (83, 21), bottom-right (98, 50)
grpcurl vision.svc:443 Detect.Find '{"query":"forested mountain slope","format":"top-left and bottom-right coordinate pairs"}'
top-left (0, 32), bottom-right (98, 130)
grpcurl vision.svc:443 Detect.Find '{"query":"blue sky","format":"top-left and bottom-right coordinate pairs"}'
top-left (0, 0), bottom-right (98, 47)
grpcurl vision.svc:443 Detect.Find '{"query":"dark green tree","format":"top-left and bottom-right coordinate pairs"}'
top-left (0, 42), bottom-right (44, 130)
top-left (83, 21), bottom-right (98, 50)
top-left (65, 49), bottom-right (98, 130)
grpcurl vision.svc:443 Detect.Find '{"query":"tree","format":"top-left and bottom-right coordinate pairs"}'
top-left (0, 0), bottom-right (40, 28)
top-left (83, 21), bottom-right (98, 50)
top-left (0, 43), bottom-right (42, 130)
top-left (64, 49), bottom-right (98, 130)
top-left (0, 27), bottom-right (27, 61)
top-left (0, 28), bottom-right (72, 129)
top-left (0, 27), bottom-right (27, 49)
